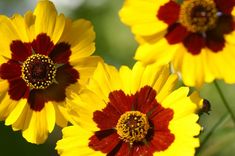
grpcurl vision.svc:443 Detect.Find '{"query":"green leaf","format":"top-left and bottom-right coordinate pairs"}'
top-left (198, 127), bottom-right (235, 156)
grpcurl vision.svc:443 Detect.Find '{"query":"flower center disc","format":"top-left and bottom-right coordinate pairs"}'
top-left (22, 54), bottom-right (56, 89)
top-left (116, 111), bottom-right (150, 145)
top-left (179, 0), bottom-right (218, 32)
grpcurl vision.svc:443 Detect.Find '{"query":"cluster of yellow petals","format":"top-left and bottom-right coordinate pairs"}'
top-left (0, 0), bottom-right (207, 156)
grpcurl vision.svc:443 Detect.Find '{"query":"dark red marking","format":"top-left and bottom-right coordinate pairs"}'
top-left (165, 24), bottom-right (189, 44)
top-left (89, 86), bottom-right (174, 155)
top-left (183, 33), bottom-right (206, 55)
top-left (0, 33), bottom-right (79, 111)
top-left (157, 1), bottom-right (180, 25)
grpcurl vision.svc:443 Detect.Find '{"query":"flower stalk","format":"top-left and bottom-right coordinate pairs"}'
top-left (196, 113), bottom-right (229, 155)
top-left (214, 80), bottom-right (235, 124)
top-left (196, 80), bottom-right (234, 155)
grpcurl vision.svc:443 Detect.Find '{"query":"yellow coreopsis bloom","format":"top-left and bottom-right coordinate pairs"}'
top-left (0, 0), bottom-right (101, 144)
top-left (119, 0), bottom-right (235, 87)
top-left (56, 62), bottom-right (201, 156)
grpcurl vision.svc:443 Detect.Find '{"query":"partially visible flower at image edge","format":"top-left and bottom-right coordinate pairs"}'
top-left (119, 0), bottom-right (235, 87)
top-left (56, 62), bottom-right (201, 156)
top-left (0, 0), bottom-right (101, 144)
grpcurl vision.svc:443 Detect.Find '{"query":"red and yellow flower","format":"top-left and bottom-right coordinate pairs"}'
top-left (56, 62), bottom-right (201, 156)
top-left (120, 0), bottom-right (235, 87)
top-left (0, 0), bottom-right (101, 144)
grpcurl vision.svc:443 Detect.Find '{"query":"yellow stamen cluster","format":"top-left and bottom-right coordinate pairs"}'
top-left (179, 0), bottom-right (218, 32)
top-left (116, 111), bottom-right (150, 145)
top-left (22, 54), bottom-right (56, 89)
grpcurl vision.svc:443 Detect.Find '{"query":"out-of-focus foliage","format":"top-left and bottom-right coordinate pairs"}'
top-left (71, 0), bottom-right (137, 67)
top-left (0, 0), bottom-right (234, 156)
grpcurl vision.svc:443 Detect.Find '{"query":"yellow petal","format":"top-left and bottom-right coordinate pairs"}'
top-left (56, 126), bottom-right (103, 156)
top-left (129, 62), bottom-right (145, 93)
top-left (135, 38), bottom-right (178, 65)
top-left (156, 74), bottom-right (178, 103)
top-left (67, 90), bottom-right (105, 130)
top-left (181, 50), bottom-right (205, 87)
top-left (163, 114), bottom-right (200, 156)
top-left (71, 56), bottom-right (103, 85)
top-left (23, 109), bottom-right (49, 144)
top-left (119, 0), bottom-right (168, 36)
top-left (5, 99), bottom-right (27, 125)
top-left (88, 63), bottom-right (123, 102)
top-left (0, 94), bottom-right (17, 120)
top-left (207, 45), bottom-right (235, 84)
top-left (34, 0), bottom-right (58, 40)
top-left (24, 11), bottom-right (36, 42)
top-left (140, 63), bottom-right (170, 91)
top-left (45, 102), bottom-right (56, 133)
top-left (12, 104), bottom-right (32, 131)
top-left (189, 91), bottom-right (204, 113)
top-left (60, 19), bottom-right (96, 57)
top-left (0, 15), bottom-right (21, 58)
top-left (0, 80), bottom-right (9, 93)
top-left (11, 14), bottom-right (29, 42)
top-left (162, 87), bottom-right (189, 108)
top-left (54, 104), bottom-right (68, 128)
top-left (119, 66), bottom-right (132, 93)
top-left (51, 14), bottom-right (66, 43)
top-left (162, 87), bottom-right (199, 120)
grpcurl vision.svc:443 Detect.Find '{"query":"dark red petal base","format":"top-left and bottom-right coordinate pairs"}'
top-left (158, 1), bottom-right (235, 54)
top-left (214, 0), bottom-right (235, 14)
top-left (28, 64), bottom-right (79, 111)
top-left (157, 1), bottom-right (180, 25)
top-left (183, 33), bottom-right (205, 55)
top-left (0, 33), bottom-right (79, 111)
top-left (89, 86), bottom-right (174, 155)
top-left (165, 23), bottom-right (189, 44)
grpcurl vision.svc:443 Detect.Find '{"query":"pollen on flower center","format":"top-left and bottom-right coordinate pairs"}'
top-left (22, 54), bottom-right (56, 89)
top-left (116, 111), bottom-right (150, 145)
top-left (179, 0), bottom-right (218, 32)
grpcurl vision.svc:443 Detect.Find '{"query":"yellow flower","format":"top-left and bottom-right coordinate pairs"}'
top-left (0, 0), bottom-right (101, 144)
top-left (119, 0), bottom-right (235, 87)
top-left (56, 62), bottom-right (201, 156)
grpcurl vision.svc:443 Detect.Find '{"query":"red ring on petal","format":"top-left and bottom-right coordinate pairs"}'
top-left (1, 33), bottom-right (79, 111)
top-left (89, 86), bottom-right (175, 155)
top-left (165, 23), bottom-right (189, 44)
top-left (214, 0), bottom-right (235, 14)
top-left (183, 33), bottom-right (206, 55)
top-left (9, 78), bottom-right (30, 100)
top-left (10, 41), bottom-right (32, 62)
top-left (0, 60), bottom-right (21, 80)
top-left (49, 42), bottom-right (71, 64)
top-left (27, 64), bottom-right (79, 111)
top-left (31, 33), bottom-right (54, 55)
top-left (157, 1), bottom-right (180, 25)
top-left (89, 132), bottom-right (120, 154)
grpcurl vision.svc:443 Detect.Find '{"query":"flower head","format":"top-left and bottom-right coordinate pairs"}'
top-left (56, 62), bottom-right (201, 156)
top-left (120, 0), bottom-right (235, 87)
top-left (0, 0), bottom-right (101, 144)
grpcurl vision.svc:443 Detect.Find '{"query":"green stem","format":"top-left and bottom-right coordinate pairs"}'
top-left (196, 113), bottom-right (229, 155)
top-left (196, 80), bottom-right (234, 155)
top-left (214, 80), bottom-right (235, 124)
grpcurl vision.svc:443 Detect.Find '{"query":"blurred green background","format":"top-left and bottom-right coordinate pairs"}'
top-left (0, 0), bottom-right (235, 156)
